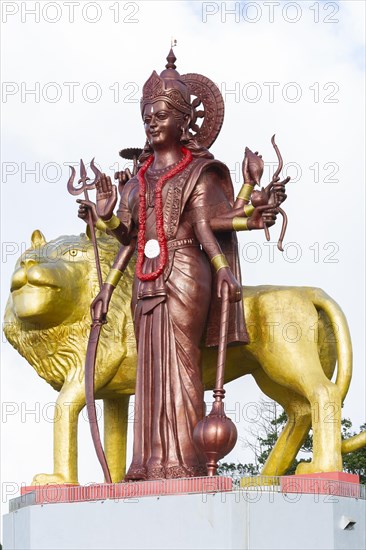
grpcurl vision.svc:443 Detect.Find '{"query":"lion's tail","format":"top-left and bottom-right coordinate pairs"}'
top-left (309, 287), bottom-right (352, 403)
top-left (310, 289), bottom-right (366, 455)
top-left (341, 431), bottom-right (366, 454)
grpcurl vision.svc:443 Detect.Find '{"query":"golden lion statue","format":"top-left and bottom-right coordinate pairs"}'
top-left (4, 230), bottom-right (365, 485)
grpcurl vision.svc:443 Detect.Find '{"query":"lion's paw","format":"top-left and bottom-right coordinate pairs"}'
top-left (295, 459), bottom-right (342, 476)
top-left (295, 461), bottom-right (314, 475)
top-left (31, 473), bottom-right (79, 486)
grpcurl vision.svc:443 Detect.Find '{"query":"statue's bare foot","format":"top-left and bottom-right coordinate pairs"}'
top-left (31, 473), bottom-right (79, 485)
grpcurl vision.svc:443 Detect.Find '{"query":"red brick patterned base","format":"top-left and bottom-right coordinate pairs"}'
top-left (281, 472), bottom-right (360, 497)
top-left (20, 476), bottom-right (233, 505)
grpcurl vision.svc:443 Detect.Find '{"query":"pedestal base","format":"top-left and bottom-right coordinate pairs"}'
top-left (3, 477), bottom-right (365, 550)
top-left (18, 476), bottom-right (232, 505)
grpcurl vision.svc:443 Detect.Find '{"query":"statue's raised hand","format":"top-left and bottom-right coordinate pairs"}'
top-left (96, 174), bottom-right (118, 221)
top-left (242, 147), bottom-right (264, 185)
top-left (115, 168), bottom-right (132, 197)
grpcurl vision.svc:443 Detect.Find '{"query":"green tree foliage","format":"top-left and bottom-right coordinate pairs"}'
top-left (218, 400), bottom-right (365, 483)
top-left (217, 461), bottom-right (258, 478)
top-left (341, 420), bottom-right (366, 483)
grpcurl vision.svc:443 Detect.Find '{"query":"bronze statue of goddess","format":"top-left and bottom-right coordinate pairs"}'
top-left (78, 50), bottom-right (285, 481)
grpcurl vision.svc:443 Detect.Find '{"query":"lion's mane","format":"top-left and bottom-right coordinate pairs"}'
top-left (4, 232), bottom-right (136, 391)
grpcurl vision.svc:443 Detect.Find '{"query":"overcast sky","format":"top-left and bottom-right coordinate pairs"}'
top-left (1, 0), bottom-right (365, 511)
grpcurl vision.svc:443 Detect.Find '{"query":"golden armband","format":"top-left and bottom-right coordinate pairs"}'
top-left (211, 254), bottom-right (229, 273)
top-left (232, 217), bottom-right (249, 231)
top-left (243, 204), bottom-right (255, 217)
top-left (105, 268), bottom-right (123, 288)
top-left (236, 183), bottom-right (254, 202)
top-left (95, 218), bottom-right (107, 231)
top-left (104, 214), bottom-right (121, 230)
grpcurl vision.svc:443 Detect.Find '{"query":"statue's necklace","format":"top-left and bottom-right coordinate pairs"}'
top-left (136, 147), bottom-right (192, 282)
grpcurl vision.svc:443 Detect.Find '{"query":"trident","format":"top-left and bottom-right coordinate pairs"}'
top-left (66, 153), bottom-right (142, 484)
top-left (67, 158), bottom-right (103, 288)
top-left (67, 158), bottom-right (112, 483)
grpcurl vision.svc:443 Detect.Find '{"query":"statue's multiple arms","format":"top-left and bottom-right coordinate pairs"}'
top-left (186, 172), bottom-right (242, 303)
top-left (210, 147), bottom-right (288, 233)
top-left (77, 169), bottom-right (137, 322)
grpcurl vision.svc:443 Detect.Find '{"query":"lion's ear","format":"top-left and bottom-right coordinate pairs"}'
top-left (31, 230), bottom-right (47, 248)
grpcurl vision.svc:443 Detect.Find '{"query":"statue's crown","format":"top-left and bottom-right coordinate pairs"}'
top-left (141, 49), bottom-right (191, 115)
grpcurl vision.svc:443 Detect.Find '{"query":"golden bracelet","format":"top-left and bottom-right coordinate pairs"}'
top-left (236, 183), bottom-right (254, 202)
top-left (243, 204), bottom-right (255, 217)
top-left (105, 268), bottom-right (123, 288)
top-left (103, 214), bottom-right (121, 230)
top-left (211, 254), bottom-right (229, 273)
top-left (95, 218), bottom-right (107, 231)
top-left (232, 217), bottom-right (249, 231)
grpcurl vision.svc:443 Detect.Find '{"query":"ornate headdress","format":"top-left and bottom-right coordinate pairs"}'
top-left (141, 49), bottom-right (191, 116)
top-left (140, 49), bottom-right (225, 149)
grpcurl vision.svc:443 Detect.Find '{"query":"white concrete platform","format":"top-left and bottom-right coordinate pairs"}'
top-left (3, 490), bottom-right (366, 549)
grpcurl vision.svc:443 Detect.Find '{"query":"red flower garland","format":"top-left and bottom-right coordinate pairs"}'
top-left (136, 147), bottom-right (193, 281)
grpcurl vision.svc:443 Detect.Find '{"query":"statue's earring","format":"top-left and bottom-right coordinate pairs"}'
top-left (180, 125), bottom-right (190, 143)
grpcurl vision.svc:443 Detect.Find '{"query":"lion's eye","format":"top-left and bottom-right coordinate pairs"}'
top-left (63, 248), bottom-right (83, 260)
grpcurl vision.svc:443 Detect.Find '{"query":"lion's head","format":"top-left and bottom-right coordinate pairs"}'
top-left (4, 230), bottom-right (136, 390)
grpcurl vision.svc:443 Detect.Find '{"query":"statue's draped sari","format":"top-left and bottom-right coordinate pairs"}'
top-left (118, 157), bottom-right (248, 480)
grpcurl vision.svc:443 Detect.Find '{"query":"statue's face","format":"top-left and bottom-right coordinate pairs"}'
top-left (143, 100), bottom-right (182, 148)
